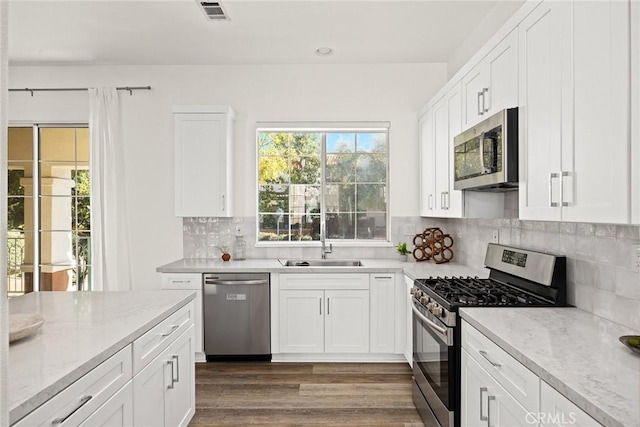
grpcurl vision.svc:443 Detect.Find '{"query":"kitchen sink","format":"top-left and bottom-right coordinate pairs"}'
top-left (280, 259), bottom-right (363, 267)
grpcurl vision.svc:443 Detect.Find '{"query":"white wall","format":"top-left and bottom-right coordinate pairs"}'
top-left (8, 63), bottom-right (447, 289)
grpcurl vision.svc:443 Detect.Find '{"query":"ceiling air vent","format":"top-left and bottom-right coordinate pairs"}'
top-left (198, 1), bottom-right (230, 21)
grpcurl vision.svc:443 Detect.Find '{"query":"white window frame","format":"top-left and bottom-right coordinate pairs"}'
top-left (255, 122), bottom-right (391, 247)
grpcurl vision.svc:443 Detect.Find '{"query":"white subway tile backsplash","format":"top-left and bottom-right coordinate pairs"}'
top-left (559, 222), bottom-right (577, 234)
top-left (575, 235), bottom-right (595, 260)
top-left (594, 224), bottom-right (617, 237)
top-left (592, 289), bottom-right (617, 320)
top-left (593, 262), bottom-right (616, 293)
top-left (615, 267), bottom-right (640, 299)
top-left (594, 237), bottom-right (617, 265)
top-left (576, 223), bottom-right (596, 236)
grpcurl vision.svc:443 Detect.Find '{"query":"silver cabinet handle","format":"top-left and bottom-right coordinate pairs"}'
top-left (477, 91), bottom-right (484, 116)
top-left (479, 350), bottom-right (502, 367)
top-left (444, 192), bottom-right (449, 210)
top-left (205, 279), bottom-right (268, 286)
top-left (167, 358), bottom-right (176, 389)
top-left (428, 194), bottom-right (433, 210)
top-left (480, 387), bottom-right (488, 421)
top-left (221, 194), bottom-right (225, 211)
top-left (488, 395), bottom-right (496, 427)
top-left (161, 324), bottom-right (180, 337)
top-left (549, 172), bottom-right (559, 207)
top-left (374, 276), bottom-right (393, 280)
top-left (561, 171), bottom-right (570, 207)
top-left (172, 354), bottom-right (180, 384)
top-left (327, 298), bottom-right (330, 315)
top-left (52, 395), bottom-right (92, 425)
top-left (441, 192), bottom-right (445, 209)
top-left (483, 87), bottom-right (489, 112)
top-left (319, 298), bottom-right (322, 315)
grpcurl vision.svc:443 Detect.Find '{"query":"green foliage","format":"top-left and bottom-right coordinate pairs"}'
top-left (396, 242), bottom-right (410, 255)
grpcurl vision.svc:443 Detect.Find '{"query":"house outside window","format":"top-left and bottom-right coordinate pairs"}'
top-left (257, 124), bottom-right (389, 244)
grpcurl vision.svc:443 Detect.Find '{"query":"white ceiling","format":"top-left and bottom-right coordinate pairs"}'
top-left (8, 0), bottom-right (524, 66)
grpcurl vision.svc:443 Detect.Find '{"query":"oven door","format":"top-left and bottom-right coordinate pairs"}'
top-left (412, 299), bottom-right (455, 427)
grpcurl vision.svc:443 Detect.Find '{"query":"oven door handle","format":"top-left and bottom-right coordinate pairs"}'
top-left (411, 299), bottom-right (452, 346)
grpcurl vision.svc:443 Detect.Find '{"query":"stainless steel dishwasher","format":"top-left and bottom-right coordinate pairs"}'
top-left (203, 272), bottom-right (271, 361)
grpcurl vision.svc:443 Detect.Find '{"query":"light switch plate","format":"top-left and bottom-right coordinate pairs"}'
top-left (492, 229), bottom-right (500, 243)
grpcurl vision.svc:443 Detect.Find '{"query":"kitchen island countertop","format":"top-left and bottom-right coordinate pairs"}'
top-left (8, 290), bottom-right (196, 424)
top-left (156, 257), bottom-right (488, 280)
top-left (460, 307), bottom-right (640, 427)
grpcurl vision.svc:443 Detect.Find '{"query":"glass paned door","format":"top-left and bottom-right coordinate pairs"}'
top-left (6, 125), bottom-right (91, 297)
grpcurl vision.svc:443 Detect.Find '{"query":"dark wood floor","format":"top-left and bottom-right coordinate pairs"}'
top-left (189, 362), bottom-right (425, 426)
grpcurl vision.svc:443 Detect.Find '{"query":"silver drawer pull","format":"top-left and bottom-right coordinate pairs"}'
top-left (172, 355), bottom-right (180, 383)
top-left (479, 350), bottom-right (502, 367)
top-left (167, 359), bottom-right (175, 389)
top-left (161, 324), bottom-right (180, 337)
top-left (51, 395), bottom-right (92, 425)
top-left (480, 387), bottom-right (488, 421)
top-left (488, 395), bottom-right (496, 427)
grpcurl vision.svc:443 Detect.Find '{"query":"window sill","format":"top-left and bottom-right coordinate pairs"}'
top-left (254, 241), bottom-right (393, 248)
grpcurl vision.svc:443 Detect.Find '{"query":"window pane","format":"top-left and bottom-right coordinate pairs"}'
top-left (356, 184), bottom-right (387, 212)
top-left (290, 214), bottom-right (320, 241)
top-left (8, 197), bottom-right (25, 230)
top-left (356, 154), bottom-right (387, 183)
top-left (8, 128), bottom-right (33, 161)
top-left (258, 214), bottom-right (289, 241)
top-left (73, 196), bottom-right (91, 231)
top-left (39, 128), bottom-right (79, 162)
top-left (326, 184), bottom-right (355, 213)
top-left (259, 156), bottom-right (290, 184)
top-left (326, 213), bottom-right (355, 239)
top-left (326, 154), bottom-right (355, 183)
top-left (327, 133), bottom-right (355, 153)
top-left (77, 129), bottom-right (90, 163)
top-left (290, 133), bottom-right (321, 156)
top-left (259, 185), bottom-right (289, 213)
top-left (357, 213), bottom-right (386, 240)
top-left (7, 230), bottom-right (28, 296)
top-left (289, 184), bottom-right (320, 215)
top-left (74, 231), bottom-right (92, 291)
top-left (357, 133), bottom-right (387, 153)
top-left (290, 156), bottom-right (321, 185)
top-left (8, 170), bottom-right (25, 196)
top-left (72, 169), bottom-right (90, 196)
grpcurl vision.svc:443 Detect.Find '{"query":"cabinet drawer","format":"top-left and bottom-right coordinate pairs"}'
top-left (132, 301), bottom-right (194, 375)
top-left (462, 321), bottom-right (539, 411)
top-left (279, 273), bottom-right (370, 290)
top-left (161, 274), bottom-right (201, 290)
top-left (540, 381), bottom-right (601, 427)
top-left (14, 345), bottom-right (132, 427)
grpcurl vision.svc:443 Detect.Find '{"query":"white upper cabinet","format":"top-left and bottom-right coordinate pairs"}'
top-left (173, 105), bottom-right (234, 217)
top-left (462, 29), bottom-right (518, 129)
top-left (419, 83), bottom-right (464, 218)
top-left (519, 0), bottom-right (632, 223)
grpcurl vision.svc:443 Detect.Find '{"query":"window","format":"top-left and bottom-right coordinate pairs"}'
top-left (7, 126), bottom-right (91, 297)
top-left (257, 126), bottom-right (389, 243)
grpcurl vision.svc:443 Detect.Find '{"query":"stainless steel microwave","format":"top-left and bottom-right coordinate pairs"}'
top-left (453, 108), bottom-right (518, 191)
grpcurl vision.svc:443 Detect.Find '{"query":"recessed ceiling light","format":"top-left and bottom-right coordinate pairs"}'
top-left (315, 47), bottom-right (333, 56)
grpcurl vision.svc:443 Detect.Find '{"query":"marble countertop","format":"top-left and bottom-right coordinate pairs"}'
top-left (460, 307), bottom-right (640, 427)
top-left (156, 257), bottom-right (488, 280)
top-left (8, 290), bottom-right (196, 424)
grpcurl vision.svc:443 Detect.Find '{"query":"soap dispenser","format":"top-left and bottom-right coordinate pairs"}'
top-left (233, 235), bottom-right (246, 260)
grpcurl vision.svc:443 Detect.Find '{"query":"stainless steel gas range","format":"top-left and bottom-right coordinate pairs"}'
top-left (410, 243), bottom-right (567, 427)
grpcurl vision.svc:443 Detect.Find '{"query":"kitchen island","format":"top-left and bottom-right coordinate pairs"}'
top-left (460, 307), bottom-right (640, 427)
top-left (8, 290), bottom-right (196, 425)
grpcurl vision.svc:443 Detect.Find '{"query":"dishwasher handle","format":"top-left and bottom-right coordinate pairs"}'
top-left (204, 279), bottom-right (268, 286)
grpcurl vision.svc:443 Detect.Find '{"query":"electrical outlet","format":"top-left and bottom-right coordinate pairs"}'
top-left (634, 246), bottom-right (640, 272)
top-left (235, 224), bottom-right (244, 236)
top-left (492, 229), bottom-right (500, 244)
top-left (403, 224), bottom-right (415, 236)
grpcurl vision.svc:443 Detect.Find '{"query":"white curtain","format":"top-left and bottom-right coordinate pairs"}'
top-left (89, 88), bottom-right (132, 291)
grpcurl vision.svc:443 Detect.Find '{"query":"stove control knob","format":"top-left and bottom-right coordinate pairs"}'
top-left (426, 302), bottom-right (435, 310)
top-left (420, 295), bottom-right (429, 304)
top-left (410, 287), bottom-right (418, 295)
top-left (432, 306), bottom-right (444, 317)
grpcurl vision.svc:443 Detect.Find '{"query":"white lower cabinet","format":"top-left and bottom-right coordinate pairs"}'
top-left (79, 381), bottom-right (133, 427)
top-left (461, 349), bottom-right (531, 427)
top-left (133, 325), bottom-right (195, 427)
top-left (369, 274), bottom-right (396, 353)
top-left (279, 289), bottom-right (369, 353)
top-left (161, 273), bottom-right (204, 362)
top-left (540, 381), bottom-right (600, 427)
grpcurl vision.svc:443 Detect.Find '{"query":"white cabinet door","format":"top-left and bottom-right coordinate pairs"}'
top-left (433, 95), bottom-right (450, 215)
top-left (540, 381), bottom-right (601, 427)
top-left (462, 29), bottom-right (518, 129)
top-left (324, 290), bottom-right (370, 353)
top-left (518, 0), bottom-right (569, 221)
top-left (461, 350), bottom-right (531, 427)
top-left (445, 83), bottom-right (463, 217)
top-left (403, 275), bottom-right (413, 366)
top-left (165, 326), bottom-right (196, 427)
top-left (419, 110), bottom-right (435, 216)
top-left (79, 381), bottom-right (133, 427)
top-left (133, 347), bottom-right (169, 427)
top-left (369, 275), bottom-right (395, 353)
top-left (279, 290), bottom-right (324, 353)
top-left (462, 63), bottom-right (487, 129)
top-left (485, 29), bottom-right (518, 115)
top-left (161, 274), bottom-right (204, 361)
top-left (563, 0), bottom-right (631, 223)
top-left (173, 106), bottom-right (234, 217)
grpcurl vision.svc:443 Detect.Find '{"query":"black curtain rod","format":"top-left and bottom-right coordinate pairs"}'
top-left (9, 86), bottom-right (152, 96)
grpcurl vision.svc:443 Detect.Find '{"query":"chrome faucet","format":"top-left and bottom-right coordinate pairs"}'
top-left (320, 223), bottom-right (332, 259)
